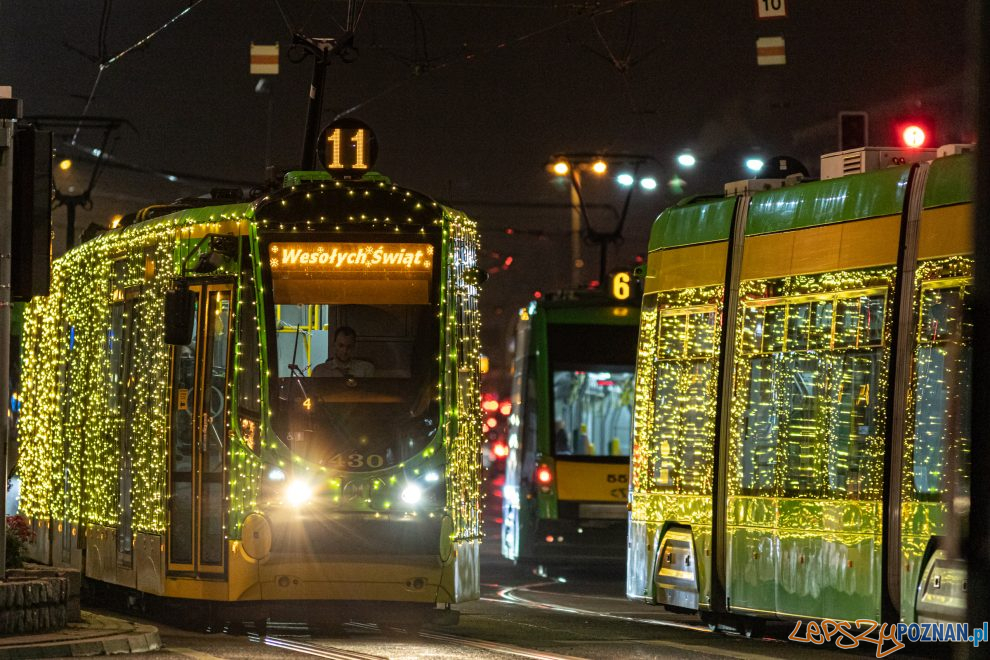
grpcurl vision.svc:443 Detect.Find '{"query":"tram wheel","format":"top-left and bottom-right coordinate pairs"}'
top-left (699, 611), bottom-right (719, 632)
top-left (742, 619), bottom-right (765, 639)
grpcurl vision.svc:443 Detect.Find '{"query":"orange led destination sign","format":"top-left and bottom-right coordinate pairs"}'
top-left (270, 242), bottom-right (433, 273)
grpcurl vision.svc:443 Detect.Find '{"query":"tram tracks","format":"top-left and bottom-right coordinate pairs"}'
top-left (252, 620), bottom-right (584, 659)
top-left (490, 580), bottom-right (712, 634)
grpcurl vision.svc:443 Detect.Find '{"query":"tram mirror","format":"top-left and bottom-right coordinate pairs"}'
top-left (164, 286), bottom-right (196, 345)
top-left (463, 267), bottom-right (488, 286)
top-left (192, 235), bottom-right (238, 273)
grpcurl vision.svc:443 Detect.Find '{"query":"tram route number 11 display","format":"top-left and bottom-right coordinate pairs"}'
top-left (319, 118), bottom-right (379, 175)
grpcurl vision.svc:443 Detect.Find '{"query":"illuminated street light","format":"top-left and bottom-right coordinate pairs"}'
top-left (745, 158), bottom-right (764, 173)
top-left (58, 159), bottom-right (72, 171)
top-left (546, 152), bottom-right (661, 286)
top-left (676, 153), bottom-right (696, 167)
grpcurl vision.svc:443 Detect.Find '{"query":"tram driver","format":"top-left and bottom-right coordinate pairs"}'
top-left (313, 326), bottom-right (375, 378)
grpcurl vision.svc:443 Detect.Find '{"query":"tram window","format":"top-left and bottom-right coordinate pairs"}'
top-left (552, 370), bottom-right (634, 457)
top-left (828, 351), bottom-right (882, 499)
top-left (686, 311), bottom-right (717, 357)
top-left (920, 287), bottom-right (964, 342)
top-left (763, 305), bottom-right (787, 354)
top-left (809, 300), bottom-right (834, 350)
top-left (834, 294), bottom-right (885, 349)
top-left (738, 356), bottom-right (778, 494)
top-left (651, 308), bottom-right (718, 492)
top-left (658, 313), bottom-right (684, 359)
top-left (780, 358), bottom-right (823, 497)
top-left (786, 303), bottom-right (811, 351)
top-left (912, 285), bottom-right (972, 498)
top-left (741, 306), bottom-right (763, 355)
top-left (547, 323), bottom-right (637, 458)
top-left (237, 289), bottom-right (261, 419)
top-left (271, 303), bottom-right (440, 470)
top-left (652, 361), bottom-right (714, 492)
top-left (735, 286), bottom-right (889, 499)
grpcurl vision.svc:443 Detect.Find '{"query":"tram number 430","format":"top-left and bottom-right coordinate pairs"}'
top-left (327, 453), bottom-right (385, 469)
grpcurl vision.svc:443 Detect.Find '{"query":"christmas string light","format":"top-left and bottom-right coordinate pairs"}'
top-left (19, 179), bottom-right (484, 554)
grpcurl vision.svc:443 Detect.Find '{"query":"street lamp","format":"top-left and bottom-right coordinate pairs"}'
top-left (548, 153), bottom-right (659, 285)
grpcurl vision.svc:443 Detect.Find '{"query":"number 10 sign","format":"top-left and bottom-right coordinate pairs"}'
top-left (756, 0), bottom-right (786, 19)
top-left (318, 118), bottom-right (379, 177)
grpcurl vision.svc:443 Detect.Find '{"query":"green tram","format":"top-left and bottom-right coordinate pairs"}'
top-left (627, 148), bottom-right (972, 628)
top-left (502, 288), bottom-right (640, 565)
top-left (16, 171), bottom-right (483, 624)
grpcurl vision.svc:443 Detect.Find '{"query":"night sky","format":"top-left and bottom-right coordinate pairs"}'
top-left (0, 0), bottom-right (975, 381)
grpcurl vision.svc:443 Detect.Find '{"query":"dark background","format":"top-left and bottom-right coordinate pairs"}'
top-left (0, 0), bottom-right (975, 387)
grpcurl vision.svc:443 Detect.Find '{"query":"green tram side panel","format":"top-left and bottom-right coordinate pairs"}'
top-left (746, 165), bottom-right (910, 236)
top-left (17, 200), bottom-right (256, 534)
top-left (924, 153), bottom-right (974, 209)
top-left (648, 198), bottom-right (735, 252)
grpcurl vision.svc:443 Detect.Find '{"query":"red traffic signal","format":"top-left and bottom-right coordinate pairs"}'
top-left (895, 118), bottom-right (933, 149)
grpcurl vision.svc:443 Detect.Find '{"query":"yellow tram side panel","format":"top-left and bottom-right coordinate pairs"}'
top-left (555, 461), bottom-right (629, 503)
top-left (644, 242), bottom-right (728, 294)
top-left (917, 203), bottom-right (973, 259)
top-left (155, 538), bottom-right (480, 604)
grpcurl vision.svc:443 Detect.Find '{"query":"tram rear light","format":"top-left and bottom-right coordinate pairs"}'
top-left (492, 442), bottom-right (509, 459)
top-left (536, 464), bottom-right (553, 493)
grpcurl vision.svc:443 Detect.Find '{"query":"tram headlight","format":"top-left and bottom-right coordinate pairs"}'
top-left (285, 479), bottom-right (314, 508)
top-left (401, 483), bottom-right (424, 506)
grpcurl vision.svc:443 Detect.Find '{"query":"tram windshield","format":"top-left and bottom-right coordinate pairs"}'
top-left (547, 323), bottom-right (638, 458)
top-left (264, 239), bottom-right (440, 472)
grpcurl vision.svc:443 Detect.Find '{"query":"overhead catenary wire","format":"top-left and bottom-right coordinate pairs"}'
top-left (72, 0), bottom-right (208, 144)
top-left (331, 0), bottom-right (647, 122)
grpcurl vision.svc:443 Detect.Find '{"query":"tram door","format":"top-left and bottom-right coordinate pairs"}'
top-left (168, 284), bottom-right (233, 576)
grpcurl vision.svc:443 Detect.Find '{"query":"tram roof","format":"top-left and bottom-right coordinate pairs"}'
top-left (524, 292), bottom-right (639, 326)
top-left (253, 175), bottom-right (449, 232)
top-left (648, 153), bottom-right (973, 252)
top-left (60, 174), bottom-right (461, 264)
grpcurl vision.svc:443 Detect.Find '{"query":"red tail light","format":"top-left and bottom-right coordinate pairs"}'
top-left (536, 464), bottom-right (553, 493)
top-left (492, 442), bottom-right (509, 459)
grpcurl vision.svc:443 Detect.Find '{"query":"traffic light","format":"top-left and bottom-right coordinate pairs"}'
top-left (839, 111), bottom-right (868, 150)
top-left (894, 117), bottom-right (934, 149)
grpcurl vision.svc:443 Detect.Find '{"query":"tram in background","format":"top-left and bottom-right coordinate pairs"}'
top-left (627, 144), bottom-right (974, 631)
top-left (502, 281), bottom-right (640, 566)
top-left (16, 126), bottom-right (484, 625)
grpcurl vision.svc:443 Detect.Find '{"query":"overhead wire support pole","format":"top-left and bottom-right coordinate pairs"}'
top-left (297, 0), bottom-right (359, 170)
top-left (0, 90), bottom-right (21, 577)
